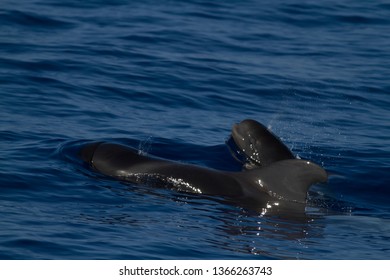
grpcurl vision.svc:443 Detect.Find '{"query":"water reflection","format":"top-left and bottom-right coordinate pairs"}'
top-left (201, 199), bottom-right (325, 259)
top-left (90, 182), bottom-right (329, 259)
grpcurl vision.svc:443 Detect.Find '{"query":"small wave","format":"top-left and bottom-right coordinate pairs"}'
top-left (0, 9), bottom-right (75, 30)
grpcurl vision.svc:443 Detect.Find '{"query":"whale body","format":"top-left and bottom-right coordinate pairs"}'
top-left (80, 120), bottom-right (327, 205)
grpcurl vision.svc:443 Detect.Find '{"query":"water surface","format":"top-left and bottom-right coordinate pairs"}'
top-left (0, 0), bottom-right (389, 259)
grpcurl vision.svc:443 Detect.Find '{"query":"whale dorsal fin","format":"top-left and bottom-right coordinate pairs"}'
top-left (250, 159), bottom-right (328, 203)
top-left (229, 119), bottom-right (294, 167)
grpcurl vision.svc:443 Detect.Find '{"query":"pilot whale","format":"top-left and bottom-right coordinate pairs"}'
top-left (80, 120), bottom-right (327, 205)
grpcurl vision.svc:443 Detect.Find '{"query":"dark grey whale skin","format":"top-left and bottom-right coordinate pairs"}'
top-left (80, 138), bottom-right (327, 205)
top-left (230, 119), bottom-right (295, 167)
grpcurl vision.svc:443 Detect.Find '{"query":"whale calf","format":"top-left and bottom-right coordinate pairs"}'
top-left (80, 120), bottom-right (327, 206)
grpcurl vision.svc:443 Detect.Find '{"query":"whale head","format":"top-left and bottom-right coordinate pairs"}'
top-left (230, 119), bottom-right (295, 167)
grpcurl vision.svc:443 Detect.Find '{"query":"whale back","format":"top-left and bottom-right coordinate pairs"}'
top-left (81, 142), bottom-right (165, 176)
top-left (229, 119), bottom-right (294, 167)
top-left (80, 142), bottom-right (244, 196)
top-left (243, 159), bottom-right (328, 203)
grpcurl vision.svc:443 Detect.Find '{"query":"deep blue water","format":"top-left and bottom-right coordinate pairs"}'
top-left (1, 0), bottom-right (389, 259)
